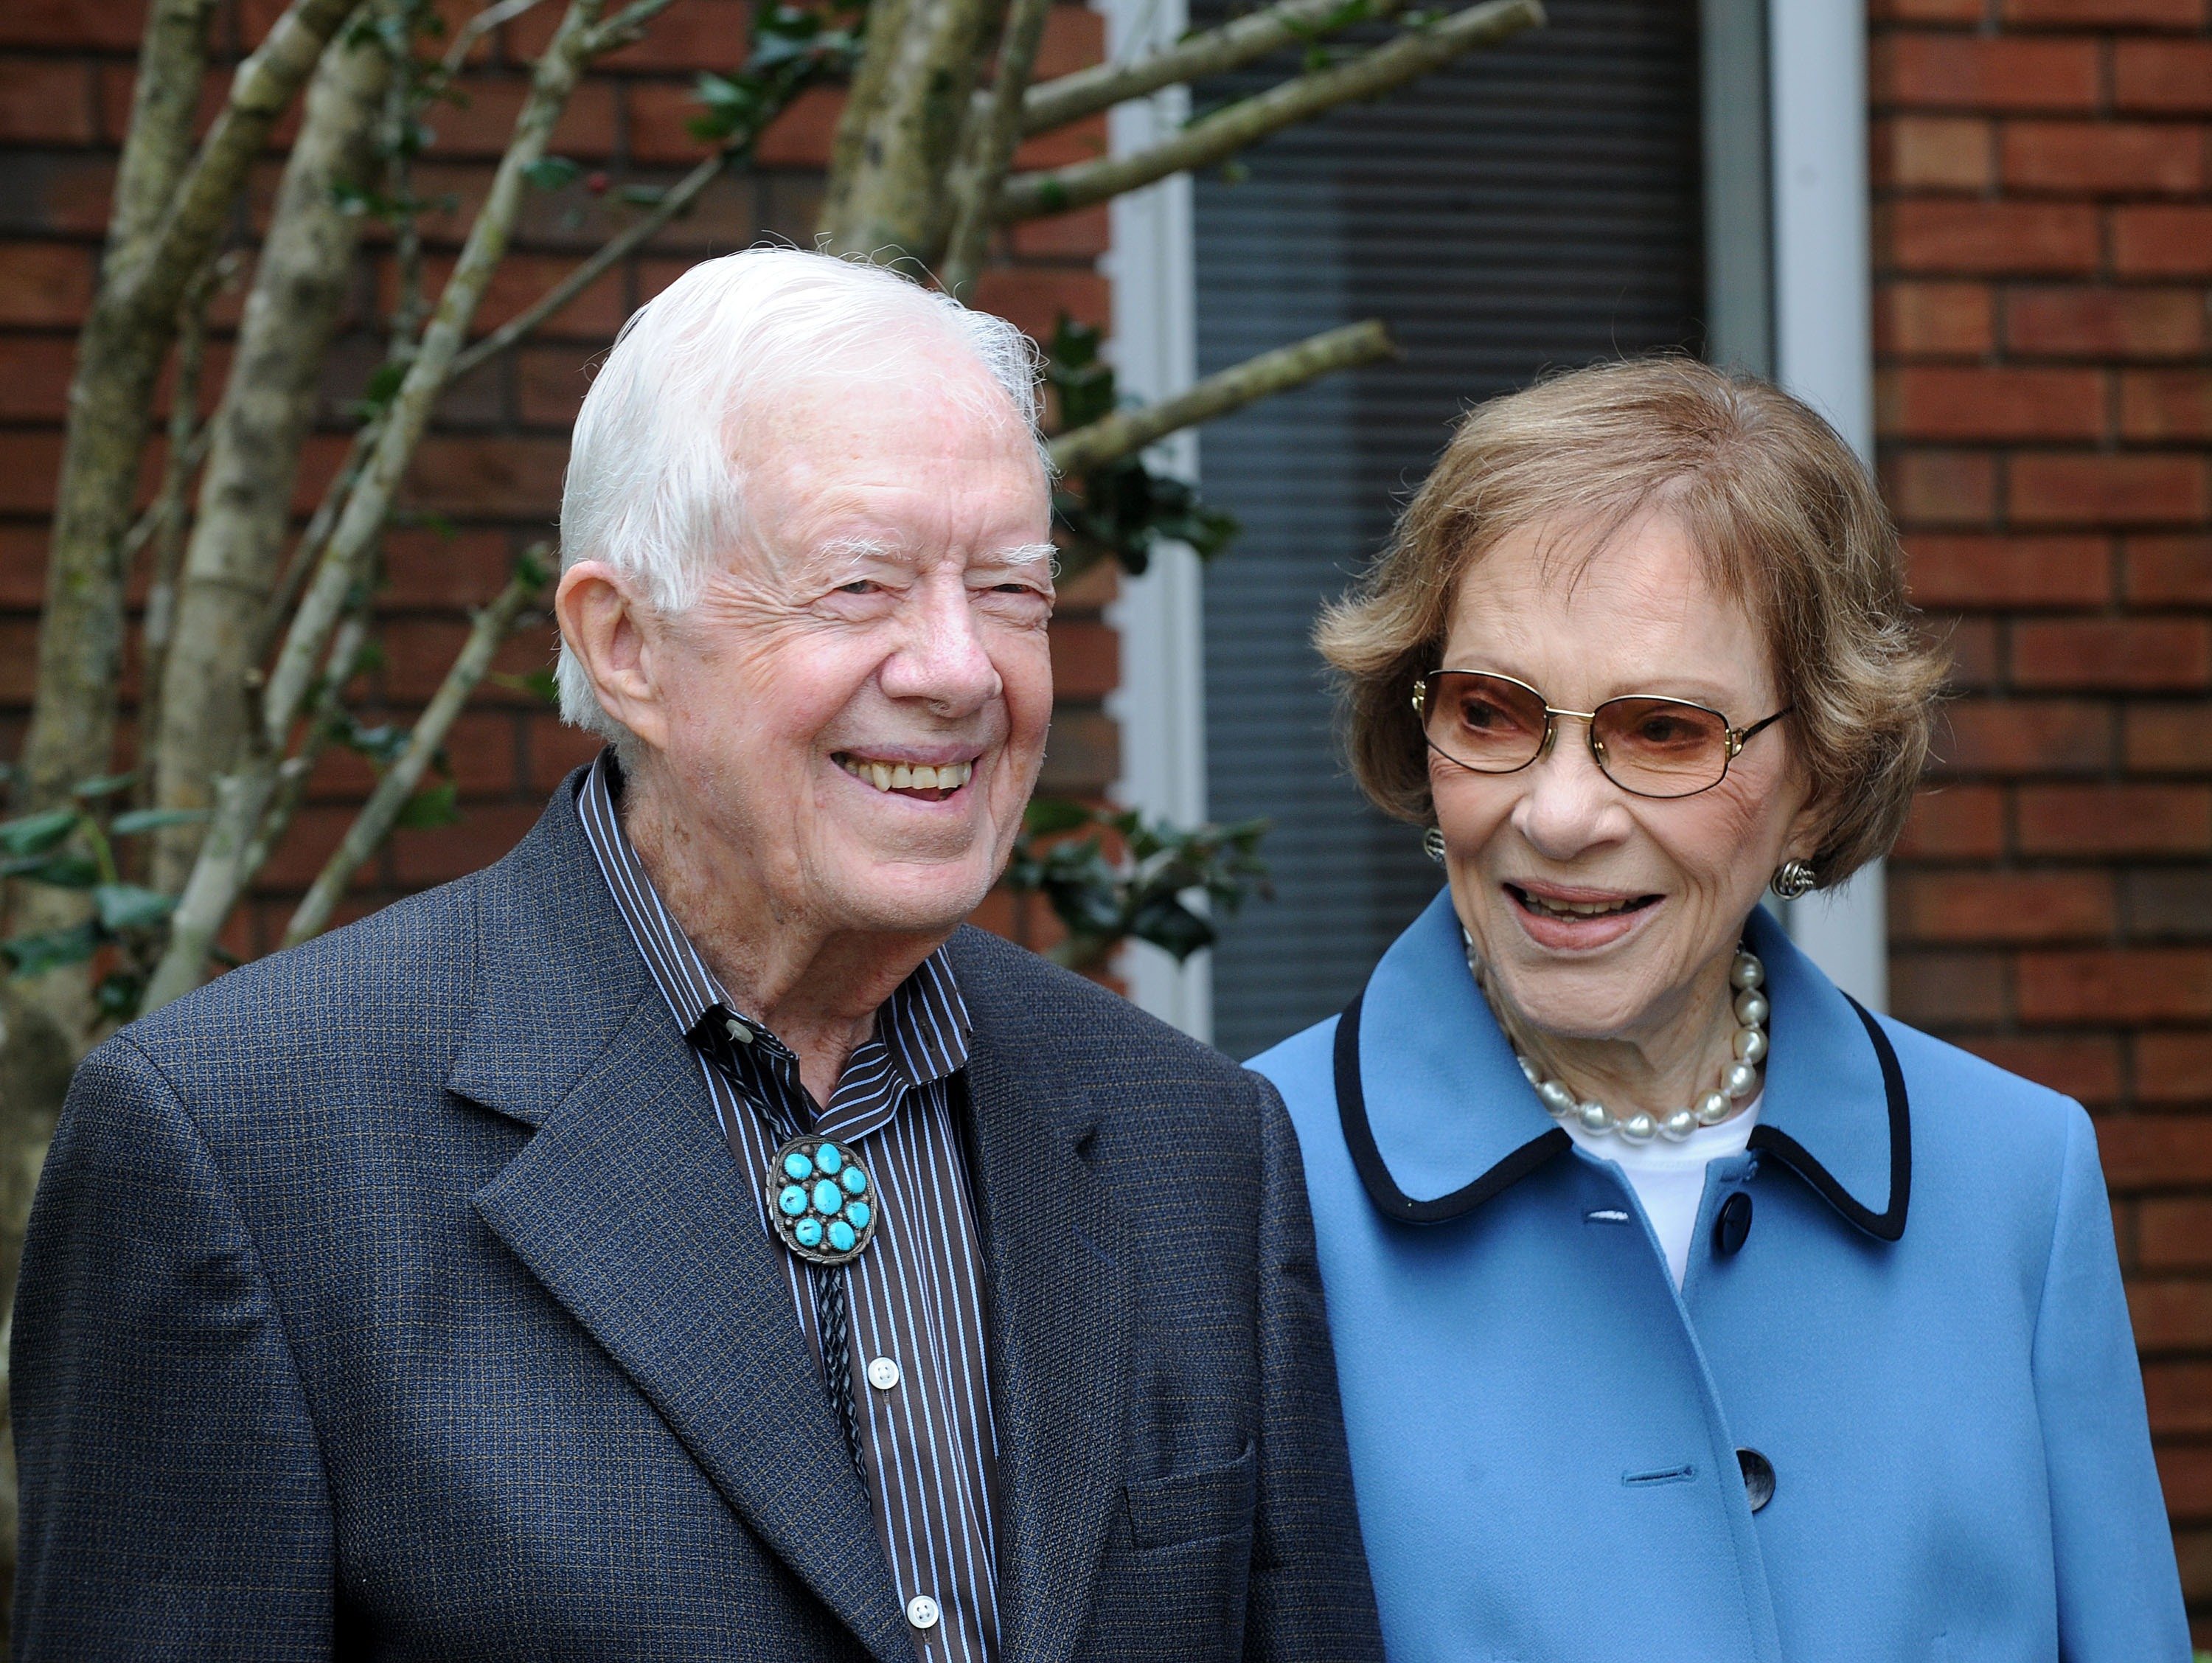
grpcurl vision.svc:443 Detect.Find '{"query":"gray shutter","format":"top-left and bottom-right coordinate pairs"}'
top-left (1193, 0), bottom-right (1707, 1059)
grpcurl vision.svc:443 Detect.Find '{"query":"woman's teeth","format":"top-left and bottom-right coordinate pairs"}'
top-left (1517, 889), bottom-right (1644, 919)
top-left (835, 755), bottom-right (975, 795)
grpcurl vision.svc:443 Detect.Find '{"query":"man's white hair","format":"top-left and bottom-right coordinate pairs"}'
top-left (554, 246), bottom-right (1048, 747)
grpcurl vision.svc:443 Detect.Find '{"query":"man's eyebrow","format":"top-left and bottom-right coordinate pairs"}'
top-left (808, 535), bottom-right (902, 581)
top-left (991, 542), bottom-right (1059, 572)
top-left (819, 535), bottom-right (900, 563)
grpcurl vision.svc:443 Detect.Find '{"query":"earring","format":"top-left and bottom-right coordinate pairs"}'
top-left (1770, 858), bottom-right (1816, 900)
top-left (1423, 826), bottom-right (1447, 864)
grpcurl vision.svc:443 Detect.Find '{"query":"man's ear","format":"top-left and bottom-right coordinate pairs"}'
top-left (556, 561), bottom-right (672, 752)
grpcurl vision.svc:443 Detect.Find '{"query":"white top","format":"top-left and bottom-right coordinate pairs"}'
top-left (1562, 1096), bottom-right (1761, 1289)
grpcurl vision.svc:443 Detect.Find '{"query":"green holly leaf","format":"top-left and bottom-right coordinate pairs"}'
top-left (1127, 894), bottom-right (1216, 961)
top-left (108, 807), bottom-right (211, 836)
top-left (512, 544), bottom-right (554, 591)
top-left (2, 923), bottom-right (98, 979)
top-left (690, 71), bottom-right (768, 141)
top-left (394, 780), bottom-right (461, 830)
top-left (94, 883), bottom-right (178, 932)
top-left (328, 714), bottom-right (411, 768)
top-left (490, 667), bottom-right (560, 706)
top-left (524, 156), bottom-right (583, 192)
top-left (1022, 796), bottom-right (1094, 837)
top-left (2, 853), bottom-right (100, 888)
top-left (0, 809), bottom-right (81, 858)
top-left (94, 970), bottom-right (145, 1021)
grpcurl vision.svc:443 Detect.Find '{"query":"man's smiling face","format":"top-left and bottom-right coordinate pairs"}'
top-left (586, 351), bottom-right (1056, 944)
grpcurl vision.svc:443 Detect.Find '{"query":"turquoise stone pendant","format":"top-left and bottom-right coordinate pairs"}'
top-left (767, 1135), bottom-right (879, 1266)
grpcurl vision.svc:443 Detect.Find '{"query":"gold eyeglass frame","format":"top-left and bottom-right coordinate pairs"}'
top-left (1411, 669), bottom-right (1792, 801)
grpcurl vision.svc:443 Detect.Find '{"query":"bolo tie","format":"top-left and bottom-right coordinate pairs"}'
top-left (695, 1012), bottom-right (879, 1479)
top-left (771, 1131), bottom-right (878, 1474)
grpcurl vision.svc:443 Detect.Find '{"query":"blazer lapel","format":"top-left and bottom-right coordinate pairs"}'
top-left (960, 1016), bottom-right (1132, 1663)
top-left (451, 782), bottom-right (910, 1663)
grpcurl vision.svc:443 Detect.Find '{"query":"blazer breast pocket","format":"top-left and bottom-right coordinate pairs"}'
top-left (1123, 1441), bottom-right (1257, 1549)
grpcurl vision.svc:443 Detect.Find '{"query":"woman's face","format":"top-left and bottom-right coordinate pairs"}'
top-left (1430, 510), bottom-right (1822, 1049)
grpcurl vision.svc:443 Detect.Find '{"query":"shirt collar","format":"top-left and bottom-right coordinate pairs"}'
top-left (1338, 889), bottom-right (1909, 1240)
top-left (571, 753), bottom-right (971, 1091)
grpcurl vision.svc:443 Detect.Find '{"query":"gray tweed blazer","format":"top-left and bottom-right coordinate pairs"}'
top-left (10, 774), bottom-right (1383, 1662)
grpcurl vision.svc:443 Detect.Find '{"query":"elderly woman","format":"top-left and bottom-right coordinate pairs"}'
top-left (1251, 357), bottom-right (2188, 1660)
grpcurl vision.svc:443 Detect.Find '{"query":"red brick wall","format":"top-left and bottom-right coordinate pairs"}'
top-left (1872, 0), bottom-right (2212, 1623)
top-left (0, 0), bottom-right (1111, 955)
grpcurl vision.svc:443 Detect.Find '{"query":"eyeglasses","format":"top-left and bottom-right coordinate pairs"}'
top-left (1411, 670), bottom-right (1791, 800)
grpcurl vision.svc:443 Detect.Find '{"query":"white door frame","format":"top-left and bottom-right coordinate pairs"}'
top-left (1768, 0), bottom-right (1887, 1010)
top-left (1096, 0), bottom-right (1213, 1037)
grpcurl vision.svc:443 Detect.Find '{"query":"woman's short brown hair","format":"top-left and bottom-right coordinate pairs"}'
top-left (1315, 355), bottom-right (1946, 889)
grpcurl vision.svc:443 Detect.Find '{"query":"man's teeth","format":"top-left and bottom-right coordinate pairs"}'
top-left (1523, 891), bottom-right (1638, 918)
top-left (837, 756), bottom-right (974, 794)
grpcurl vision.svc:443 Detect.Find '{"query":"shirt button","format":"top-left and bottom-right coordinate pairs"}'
top-left (906, 1594), bottom-right (941, 1631)
top-left (724, 1018), bottom-right (754, 1045)
top-left (867, 1356), bottom-right (901, 1392)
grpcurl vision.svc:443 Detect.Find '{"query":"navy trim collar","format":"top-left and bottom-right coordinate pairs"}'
top-left (1332, 989), bottom-right (1569, 1225)
top-left (1330, 904), bottom-right (1912, 1242)
top-left (1745, 993), bottom-right (1911, 1240)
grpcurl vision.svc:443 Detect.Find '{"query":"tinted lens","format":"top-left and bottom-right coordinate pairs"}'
top-left (1591, 696), bottom-right (1731, 796)
top-left (1423, 673), bottom-right (1549, 773)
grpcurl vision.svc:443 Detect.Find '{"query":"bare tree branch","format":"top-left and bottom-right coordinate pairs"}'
top-left (456, 1), bottom-right (855, 380)
top-left (820, 0), bottom-right (913, 243)
top-left (818, 0), bottom-right (1010, 267)
top-left (997, 0), bottom-right (1541, 221)
top-left (584, 0), bottom-right (689, 54)
top-left (140, 765), bottom-right (285, 1013)
top-left (0, 982), bottom-right (76, 1591)
top-left (17, 0), bottom-right (363, 839)
top-left (939, 0), bottom-right (1056, 298)
top-left (119, 426), bottom-right (212, 570)
top-left (451, 145), bottom-right (729, 380)
top-left (149, 18), bottom-right (394, 894)
top-left (142, 600), bottom-right (369, 1013)
top-left (261, 0), bottom-right (604, 751)
top-left (234, 611), bottom-right (372, 912)
top-left (282, 562), bottom-right (543, 947)
top-left (107, 0), bottom-right (222, 281)
top-left (441, 0), bottom-right (553, 77)
top-left (251, 419), bottom-right (378, 671)
top-left (13, 0), bottom-right (355, 1044)
top-left (137, 253), bottom-right (235, 815)
top-left (12, 0), bottom-right (219, 844)
top-left (147, 0), bottom-right (608, 1008)
top-left (1017, 0), bottom-right (1408, 137)
top-left (145, 0), bottom-right (369, 343)
top-left (1051, 319), bottom-right (1395, 476)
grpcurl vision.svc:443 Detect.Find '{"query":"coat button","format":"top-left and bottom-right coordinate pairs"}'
top-left (1737, 1447), bottom-right (1775, 1513)
top-left (1713, 1191), bottom-right (1753, 1256)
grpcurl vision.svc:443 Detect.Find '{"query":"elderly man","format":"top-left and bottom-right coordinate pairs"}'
top-left (10, 250), bottom-right (1382, 1662)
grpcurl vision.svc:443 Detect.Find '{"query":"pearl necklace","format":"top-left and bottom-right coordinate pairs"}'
top-left (1512, 949), bottom-right (1770, 1145)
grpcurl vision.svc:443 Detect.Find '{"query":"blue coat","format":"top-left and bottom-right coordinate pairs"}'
top-left (12, 779), bottom-right (1383, 1662)
top-left (1251, 892), bottom-right (2188, 1663)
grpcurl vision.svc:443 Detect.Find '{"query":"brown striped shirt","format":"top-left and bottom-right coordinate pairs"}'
top-left (576, 756), bottom-right (1001, 1662)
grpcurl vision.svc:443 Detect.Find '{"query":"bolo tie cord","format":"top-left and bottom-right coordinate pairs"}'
top-left (813, 1263), bottom-right (867, 1485)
